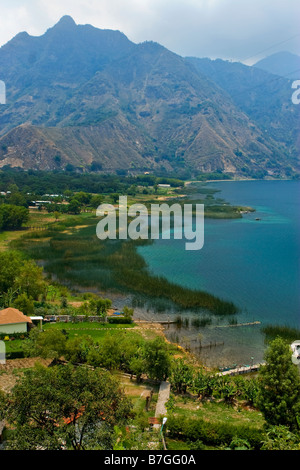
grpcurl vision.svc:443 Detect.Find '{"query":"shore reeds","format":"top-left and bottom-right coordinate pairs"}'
top-left (262, 324), bottom-right (300, 343)
top-left (13, 216), bottom-right (239, 316)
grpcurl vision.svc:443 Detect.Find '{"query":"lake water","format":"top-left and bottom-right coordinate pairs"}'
top-left (137, 180), bottom-right (300, 367)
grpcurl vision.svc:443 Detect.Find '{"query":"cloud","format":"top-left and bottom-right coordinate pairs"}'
top-left (0, 0), bottom-right (299, 63)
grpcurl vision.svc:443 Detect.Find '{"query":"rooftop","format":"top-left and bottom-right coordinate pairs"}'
top-left (0, 308), bottom-right (33, 325)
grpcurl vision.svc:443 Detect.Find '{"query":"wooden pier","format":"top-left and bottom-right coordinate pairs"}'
top-left (214, 321), bottom-right (261, 328)
top-left (135, 320), bottom-right (177, 325)
top-left (217, 362), bottom-right (265, 376)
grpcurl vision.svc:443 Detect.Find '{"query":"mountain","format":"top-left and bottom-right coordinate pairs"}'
top-left (254, 51), bottom-right (300, 79)
top-left (186, 57), bottom-right (300, 177)
top-left (0, 16), bottom-right (299, 178)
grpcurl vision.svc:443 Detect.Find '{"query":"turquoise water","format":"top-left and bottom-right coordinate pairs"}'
top-left (137, 180), bottom-right (300, 365)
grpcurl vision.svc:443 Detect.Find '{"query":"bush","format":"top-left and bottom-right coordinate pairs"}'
top-left (6, 351), bottom-right (25, 359)
top-left (0, 332), bottom-right (29, 341)
top-left (108, 317), bottom-right (132, 324)
top-left (166, 416), bottom-right (263, 449)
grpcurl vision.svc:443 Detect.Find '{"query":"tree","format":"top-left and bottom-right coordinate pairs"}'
top-left (63, 189), bottom-right (74, 199)
top-left (123, 306), bottom-right (134, 323)
top-left (169, 358), bottom-right (193, 394)
top-left (7, 191), bottom-right (28, 207)
top-left (256, 337), bottom-right (300, 430)
top-left (0, 287), bottom-right (19, 308)
top-left (75, 191), bottom-right (91, 206)
top-left (13, 293), bottom-right (34, 315)
top-left (142, 337), bottom-right (171, 381)
top-left (0, 252), bottom-right (46, 301)
top-left (60, 296), bottom-right (68, 309)
top-left (31, 329), bottom-right (68, 362)
top-left (7, 183), bottom-right (19, 194)
top-left (192, 369), bottom-right (216, 400)
top-left (0, 251), bottom-right (24, 293)
top-left (111, 193), bottom-right (119, 204)
top-left (216, 376), bottom-right (237, 405)
top-left (89, 297), bottom-right (111, 317)
top-left (129, 356), bottom-right (146, 383)
top-left (1, 364), bottom-right (133, 450)
top-left (68, 198), bottom-right (81, 214)
top-left (90, 194), bottom-right (104, 209)
top-left (0, 252), bottom-right (46, 303)
top-left (15, 260), bottom-right (47, 300)
top-left (65, 336), bottom-right (93, 364)
top-left (238, 376), bottom-right (259, 407)
top-left (87, 333), bottom-right (122, 370)
top-left (0, 204), bottom-right (29, 230)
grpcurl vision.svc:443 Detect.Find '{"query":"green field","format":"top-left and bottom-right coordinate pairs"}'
top-left (43, 320), bottom-right (135, 340)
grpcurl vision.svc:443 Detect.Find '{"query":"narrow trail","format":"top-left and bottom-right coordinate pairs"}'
top-left (154, 381), bottom-right (170, 422)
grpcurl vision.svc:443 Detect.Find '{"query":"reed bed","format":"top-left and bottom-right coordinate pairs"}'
top-left (13, 217), bottom-right (238, 316)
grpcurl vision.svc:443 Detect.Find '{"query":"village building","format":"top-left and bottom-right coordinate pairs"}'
top-left (0, 308), bottom-right (33, 335)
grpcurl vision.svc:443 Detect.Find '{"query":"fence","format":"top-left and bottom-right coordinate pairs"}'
top-left (44, 315), bottom-right (107, 323)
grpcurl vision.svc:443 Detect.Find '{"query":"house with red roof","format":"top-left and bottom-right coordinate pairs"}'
top-left (0, 307), bottom-right (33, 335)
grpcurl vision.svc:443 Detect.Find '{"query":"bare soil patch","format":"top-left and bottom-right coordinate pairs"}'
top-left (0, 358), bottom-right (52, 393)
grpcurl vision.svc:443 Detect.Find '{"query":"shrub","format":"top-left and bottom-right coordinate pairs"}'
top-left (166, 416), bottom-right (263, 449)
top-left (108, 317), bottom-right (132, 324)
top-left (0, 332), bottom-right (29, 341)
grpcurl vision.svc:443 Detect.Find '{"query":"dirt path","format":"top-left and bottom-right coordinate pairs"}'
top-left (0, 358), bottom-right (52, 393)
top-left (155, 381), bottom-right (171, 420)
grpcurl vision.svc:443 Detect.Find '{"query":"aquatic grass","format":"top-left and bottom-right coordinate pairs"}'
top-left (262, 324), bottom-right (300, 343)
top-left (13, 215), bottom-right (239, 316)
top-left (191, 317), bottom-right (212, 328)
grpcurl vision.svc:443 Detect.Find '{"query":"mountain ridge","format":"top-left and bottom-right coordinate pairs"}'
top-left (0, 16), bottom-right (299, 178)
top-left (254, 51), bottom-right (300, 79)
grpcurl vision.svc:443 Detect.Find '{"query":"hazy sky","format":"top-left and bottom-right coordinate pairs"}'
top-left (0, 0), bottom-right (299, 64)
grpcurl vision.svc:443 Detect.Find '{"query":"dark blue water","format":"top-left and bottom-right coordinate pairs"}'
top-left (137, 181), bottom-right (300, 366)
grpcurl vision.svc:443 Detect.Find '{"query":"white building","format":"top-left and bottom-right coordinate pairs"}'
top-left (0, 308), bottom-right (33, 335)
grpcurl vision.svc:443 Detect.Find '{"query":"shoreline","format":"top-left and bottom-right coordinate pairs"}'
top-left (186, 177), bottom-right (298, 184)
